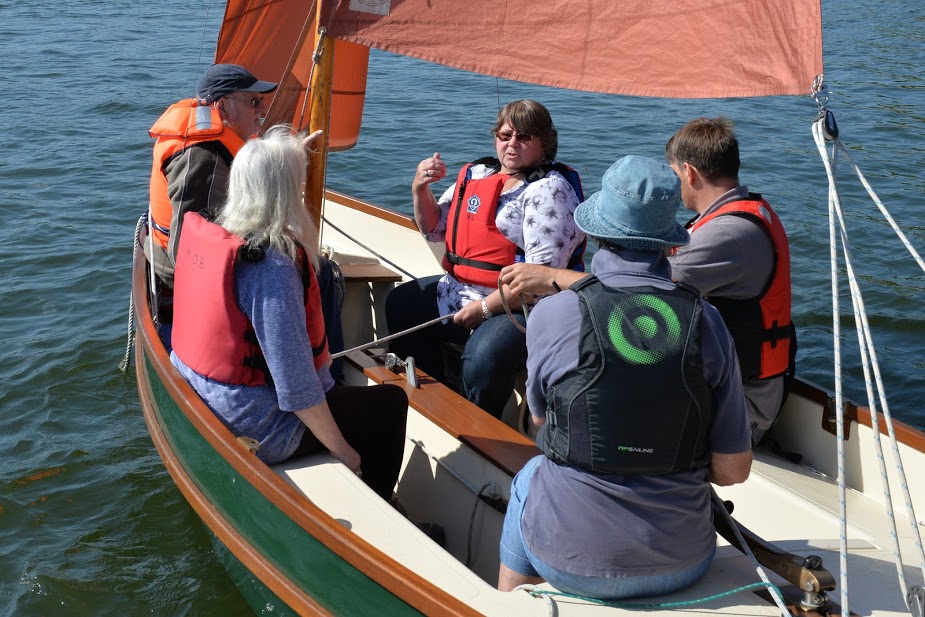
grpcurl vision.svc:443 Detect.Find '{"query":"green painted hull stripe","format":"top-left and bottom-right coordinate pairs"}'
top-left (146, 357), bottom-right (423, 616)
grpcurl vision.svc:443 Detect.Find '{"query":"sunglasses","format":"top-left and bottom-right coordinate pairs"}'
top-left (229, 94), bottom-right (263, 109)
top-left (494, 130), bottom-right (536, 144)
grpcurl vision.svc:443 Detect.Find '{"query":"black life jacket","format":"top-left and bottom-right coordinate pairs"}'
top-left (538, 276), bottom-right (713, 474)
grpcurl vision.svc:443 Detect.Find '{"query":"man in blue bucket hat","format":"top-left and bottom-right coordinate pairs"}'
top-left (497, 155), bottom-right (752, 600)
top-left (501, 119), bottom-right (793, 444)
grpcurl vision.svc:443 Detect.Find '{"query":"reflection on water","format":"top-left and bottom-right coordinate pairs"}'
top-left (0, 0), bottom-right (922, 613)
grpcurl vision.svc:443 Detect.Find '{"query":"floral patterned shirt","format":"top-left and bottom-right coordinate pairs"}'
top-left (424, 163), bottom-right (584, 318)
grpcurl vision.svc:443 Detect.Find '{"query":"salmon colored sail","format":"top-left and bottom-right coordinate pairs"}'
top-left (320, 0), bottom-right (823, 98)
top-left (215, 0), bottom-right (368, 149)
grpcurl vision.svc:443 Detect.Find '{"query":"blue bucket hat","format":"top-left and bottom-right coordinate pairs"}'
top-left (197, 64), bottom-right (278, 104)
top-left (574, 155), bottom-right (689, 252)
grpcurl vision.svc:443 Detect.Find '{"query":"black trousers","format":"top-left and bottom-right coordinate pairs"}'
top-left (290, 384), bottom-right (408, 500)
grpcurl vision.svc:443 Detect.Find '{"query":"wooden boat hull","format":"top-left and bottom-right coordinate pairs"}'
top-left (135, 192), bottom-right (925, 616)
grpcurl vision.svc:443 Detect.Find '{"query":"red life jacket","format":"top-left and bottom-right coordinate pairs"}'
top-left (148, 98), bottom-right (245, 249)
top-left (442, 159), bottom-right (586, 286)
top-left (172, 213), bottom-right (329, 387)
top-left (688, 195), bottom-right (792, 379)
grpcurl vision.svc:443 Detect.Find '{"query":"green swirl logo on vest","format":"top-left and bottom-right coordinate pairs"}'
top-left (607, 294), bottom-right (682, 365)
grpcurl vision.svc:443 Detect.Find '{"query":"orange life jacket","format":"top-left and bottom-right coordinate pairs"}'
top-left (172, 213), bottom-right (329, 387)
top-left (148, 98), bottom-right (245, 249)
top-left (442, 159), bottom-right (586, 287)
top-left (688, 195), bottom-right (792, 379)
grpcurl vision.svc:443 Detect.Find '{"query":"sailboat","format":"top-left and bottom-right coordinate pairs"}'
top-left (131, 0), bottom-right (925, 615)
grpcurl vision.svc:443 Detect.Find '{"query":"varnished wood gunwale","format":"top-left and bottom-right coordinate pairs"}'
top-left (790, 377), bottom-right (925, 449)
top-left (132, 243), bottom-right (481, 617)
top-left (324, 189), bottom-right (420, 231)
top-left (137, 341), bottom-right (331, 616)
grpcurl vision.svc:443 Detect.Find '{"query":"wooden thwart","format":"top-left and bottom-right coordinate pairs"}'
top-left (340, 262), bottom-right (402, 284)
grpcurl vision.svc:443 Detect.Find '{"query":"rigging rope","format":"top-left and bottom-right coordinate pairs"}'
top-left (517, 581), bottom-right (786, 613)
top-left (119, 214), bottom-right (147, 372)
top-left (328, 313), bottom-right (456, 361)
top-left (813, 118), bottom-right (851, 615)
top-left (497, 274), bottom-right (529, 334)
top-left (813, 114), bottom-right (925, 610)
top-left (466, 482), bottom-right (494, 568)
top-left (320, 216), bottom-right (418, 281)
top-left (711, 490), bottom-right (790, 616)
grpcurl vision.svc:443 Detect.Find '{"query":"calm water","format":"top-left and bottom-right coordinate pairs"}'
top-left (0, 0), bottom-right (922, 614)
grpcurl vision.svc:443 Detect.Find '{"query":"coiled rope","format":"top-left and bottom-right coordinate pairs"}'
top-left (516, 581), bottom-right (785, 614)
top-left (813, 110), bottom-right (925, 611)
top-left (119, 214), bottom-right (147, 372)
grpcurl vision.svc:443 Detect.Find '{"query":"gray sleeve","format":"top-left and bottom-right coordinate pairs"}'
top-left (699, 303), bottom-right (751, 454)
top-left (669, 216), bottom-right (773, 299)
top-left (164, 144), bottom-right (231, 263)
top-left (526, 292), bottom-right (581, 419)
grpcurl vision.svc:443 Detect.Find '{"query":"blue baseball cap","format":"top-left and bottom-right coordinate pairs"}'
top-left (197, 64), bottom-right (277, 104)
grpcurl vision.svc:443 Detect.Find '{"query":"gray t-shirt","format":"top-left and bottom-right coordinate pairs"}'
top-left (668, 186), bottom-right (784, 431)
top-left (522, 248), bottom-right (750, 578)
top-left (172, 247), bottom-right (334, 464)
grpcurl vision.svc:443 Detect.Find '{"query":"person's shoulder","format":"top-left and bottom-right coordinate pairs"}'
top-left (238, 246), bottom-right (299, 280)
top-left (470, 162), bottom-right (497, 178)
top-left (525, 168), bottom-right (579, 200)
top-left (532, 288), bottom-right (579, 317)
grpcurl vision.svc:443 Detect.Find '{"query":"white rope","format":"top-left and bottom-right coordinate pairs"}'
top-left (119, 214), bottom-right (147, 372)
top-left (834, 141), bottom-right (925, 277)
top-left (812, 121), bottom-right (925, 597)
top-left (711, 491), bottom-right (790, 617)
top-left (328, 313), bottom-right (456, 361)
top-left (826, 132), bottom-right (909, 598)
top-left (512, 585), bottom-right (557, 617)
top-left (813, 118), bottom-right (851, 615)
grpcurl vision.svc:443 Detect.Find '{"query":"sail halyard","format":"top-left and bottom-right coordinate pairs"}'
top-left (319, 0), bottom-right (823, 99)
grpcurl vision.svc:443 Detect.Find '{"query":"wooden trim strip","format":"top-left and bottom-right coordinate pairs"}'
top-left (132, 245), bottom-right (481, 617)
top-left (791, 377), bottom-right (925, 449)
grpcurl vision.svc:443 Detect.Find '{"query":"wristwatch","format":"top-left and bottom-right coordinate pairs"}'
top-left (480, 299), bottom-right (492, 321)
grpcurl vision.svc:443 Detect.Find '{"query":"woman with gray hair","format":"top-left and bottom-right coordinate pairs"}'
top-left (168, 126), bottom-right (409, 501)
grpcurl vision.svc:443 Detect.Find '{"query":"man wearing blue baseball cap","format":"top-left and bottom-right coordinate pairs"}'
top-left (497, 155), bottom-right (751, 599)
top-left (145, 63), bottom-right (278, 287)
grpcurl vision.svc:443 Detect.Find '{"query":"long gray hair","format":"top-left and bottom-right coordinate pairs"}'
top-left (217, 125), bottom-right (319, 268)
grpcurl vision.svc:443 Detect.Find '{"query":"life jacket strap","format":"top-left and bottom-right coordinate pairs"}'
top-left (444, 252), bottom-right (505, 272)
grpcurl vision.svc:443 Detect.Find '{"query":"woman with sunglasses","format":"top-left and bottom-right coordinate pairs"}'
top-left (386, 100), bottom-right (586, 420)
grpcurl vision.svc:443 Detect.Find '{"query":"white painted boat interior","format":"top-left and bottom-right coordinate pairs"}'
top-left (269, 194), bottom-right (925, 615)
top-left (274, 369), bottom-right (924, 616)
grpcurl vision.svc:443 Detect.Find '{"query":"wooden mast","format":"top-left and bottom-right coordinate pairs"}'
top-left (305, 7), bottom-right (335, 243)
